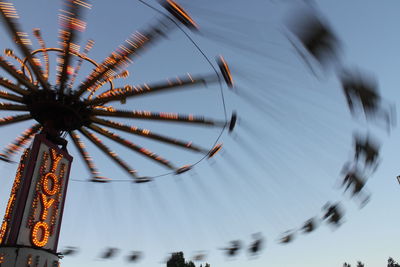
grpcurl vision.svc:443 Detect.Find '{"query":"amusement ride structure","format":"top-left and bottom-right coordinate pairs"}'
top-left (0, 0), bottom-right (394, 266)
top-left (0, 0), bottom-right (235, 265)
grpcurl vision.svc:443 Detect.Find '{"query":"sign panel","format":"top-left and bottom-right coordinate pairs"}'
top-left (0, 149), bottom-right (30, 245)
top-left (0, 134), bottom-right (72, 252)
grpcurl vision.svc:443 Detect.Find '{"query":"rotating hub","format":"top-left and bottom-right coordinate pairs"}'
top-left (26, 90), bottom-right (90, 132)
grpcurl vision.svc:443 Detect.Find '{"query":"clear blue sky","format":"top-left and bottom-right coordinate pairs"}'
top-left (0, 1), bottom-right (399, 266)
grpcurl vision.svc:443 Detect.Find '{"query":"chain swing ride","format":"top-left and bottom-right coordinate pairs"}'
top-left (0, 0), bottom-right (235, 265)
top-left (0, 0), bottom-right (394, 266)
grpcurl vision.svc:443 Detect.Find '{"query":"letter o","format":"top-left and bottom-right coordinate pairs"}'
top-left (31, 221), bottom-right (49, 247)
top-left (42, 173), bottom-right (58, 196)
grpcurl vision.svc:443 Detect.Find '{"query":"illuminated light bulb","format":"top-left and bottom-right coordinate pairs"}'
top-left (175, 165), bottom-right (192, 174)
top-left (120, 70), bottom-right (129, 78)
top-left (163, 0), bottom-right (198, 30)
top-left (27, 254), bottom-right (32, 265)
top-left (208, 143), bottom-right (223, 158)
top-left (0, 221), bottom-right (8, 244)
top-left (217, 56), bottom-right (234, 88)
top-left (31, 221), bottom-right (50, 247)
top-left (42, 173), bottom-right (59, 196)
top-left (4, 48), bottom-right (13, 56)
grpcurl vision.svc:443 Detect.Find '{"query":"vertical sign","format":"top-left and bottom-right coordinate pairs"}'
top-left (0, 149), bottom-right (29, 245)
top-left (0, 134), bottom-right (72, 252)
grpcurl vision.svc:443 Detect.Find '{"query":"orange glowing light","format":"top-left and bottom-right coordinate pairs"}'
top-left (4, 193), bottom-right (15, 218)
top-left (31, 221), bottom-right (50, 247)
top-left (42, 173), bottom-right (59, 196)
top-left (165, 0), bottom-right (198, 29)
top-left (218, 56), bottom-right (234, 88)
top-left (176, 164), bottom-right (192, 174)
top-left (67, 66), bottom-right (74, 75)
top-left (74, 0), bottom-right (92, 9)
top-left (0, 221), bottom-right (7, 244)
top-left (50, 149), bottom-right (63, 172)
top-left (27, 255), bottom-right (32, 265)
top-left (40, 193), bottom-right (55, 220)
top-left (0, 2), bottom-right (19, 18)
top-left (0, 150), bottom-right (26, 245)
top-left (208, 143), bottom-right (223, 158)
top-left (4, 48), bottom-right (13, 56)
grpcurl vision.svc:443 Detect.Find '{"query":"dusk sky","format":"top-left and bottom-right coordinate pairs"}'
top-left (0, 1), bottom-right (399, 267)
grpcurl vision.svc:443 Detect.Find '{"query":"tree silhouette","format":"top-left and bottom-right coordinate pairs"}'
top-left (388, 257), bottom-right (400, 267)
top-left (343, 257), bottom-right (400, 267)
top-left (166, 252), bottom-right (186, 267)
top-left (167, 252), bottom-right (210, 267)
